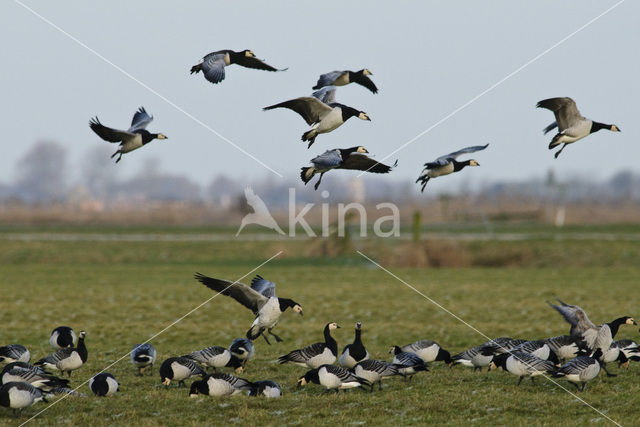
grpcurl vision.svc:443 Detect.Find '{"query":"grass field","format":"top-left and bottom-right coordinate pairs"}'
top-left (1, 226), bottom-right (639, 426)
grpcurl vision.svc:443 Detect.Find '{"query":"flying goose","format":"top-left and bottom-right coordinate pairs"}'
top-left (399, 340), bottom-right (452, 366)
top-left (313, 69), bottom-right (378, 94)
top-left (489, 352), bottom-right (556, 385)
top-left (352, 359), bottom-right (403, 391)
top-left (0, 345), bottom-right (30, 364)
top-left (544, 336), bottom-right (584, 361)
top-left (551, 350), bottom-right (603, 391)
top-left (35, 331), bottom-right (87, 377)
top-left (297, 364), bottom-right (368, 393)
top-left (301, 146), bottom-right (396, 190)
top-left (183, 346), bottom-right (243, 373)
top-left (130, 343), bottom-right (157, 376)
top-left (389, 346), bottom-right (428, 379)
top-left (338, 322), bottom-right (369, 369)
top-left (248, 380), bottom-right (282, 398)
top-left (278, 322), bottom-right (340, 368)
top-left (264, 86), bottom-right (370, 148)
top-left (49, 327), bottom-right (77, 349)
top-left (1, 363), bottom-right (69, 391)
top-left (190, 50), bottom-right (286, 85)
top-left (189, 373), bottom-right (253, 397)
top-left (229, 338), bottom-right (255, 368)
top-left (89, 373), bottom-right (118, 397)
top-left (159, 357), bottom-right (205, 387)
top-left (89, 107), bottom-right (167, 163)
top-left (194, 273), bottom-right (303, 344)
top-left (0, 382), bottom-right (49, 417)
top-left (416, 144), bottom-right (489, 192)
top-left (537, 97), bottom-right (620, 158)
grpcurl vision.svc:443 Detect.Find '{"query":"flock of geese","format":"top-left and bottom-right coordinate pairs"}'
top-left (87, 49), bottom-right (622, 191)
top-left (2, 270), bottom-right (638, 416)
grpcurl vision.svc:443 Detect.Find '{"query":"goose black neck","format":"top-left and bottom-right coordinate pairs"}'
top-left (353, 329), bottom-right (362, 345)
top-left (226, 355), bottom-right (242, 369)
top-left (607, 317), bottom-right (629, 338)
top-left (77, 337), bottom-right (88, 362)
top-left (493, 353), bottom-right (508, 369)
top-left (278, 298), bottom-right (296, 312)
top-left (137, 129), bottom-right (156, 144)
top-left (324, 325), bottom-right (337, 354)
top-left (339, 147), bottom-right (361, 158)
top-left (339, 105), bottom-right (360, 121)
top-left (590, 121), bottom-right (610, 133)
top-left (453, 160), bottom-right (472, 172)
top-left (437, 348), bottom-right (452, 364)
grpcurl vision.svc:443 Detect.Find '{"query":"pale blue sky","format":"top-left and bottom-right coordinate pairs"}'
top-left (1, 1), bottom-right (638, 192)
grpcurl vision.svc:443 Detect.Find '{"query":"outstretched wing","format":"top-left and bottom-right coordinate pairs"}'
top-left (536, 97), bottom-right (583, 131)
top-left (89, 118), bottom-right (135, 143)
top-left (201, 56), bottom-right (227, 84)
top-left (352, 73), bottom-right (378, 94)
top-left (128, 107), bottom-right (153, 132)
top-left (340, 154), bottom-right (395, 174)
top-left (429, 144), bottom-right (489, 166)
top-left (263, 97), bottom-right (333, 126)
top-left (310, 149), bottom-right (343, 168)
top-left (234, 55), bottom-right (287, 72)
top-left (312, 86), bottom-right (337, 104)
top-left (313, 71), bottom-right (344, 89)
top-left (250, 275), bottom-right (276, 298)
top-left (194, 273), bottom-right (268, 314)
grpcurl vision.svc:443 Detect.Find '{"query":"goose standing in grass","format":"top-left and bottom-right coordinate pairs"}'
top-left (616, 339), bottom-right (640, 362)
top-left (313, 69), bottom-right (378, 94)
top-left (601, 341), bottom-right (630, 375)
top-left (552, 350), bottom-right (603, 391)
top-left (35, 331), bottom-right (87, 377)
top-left (537, 97), bottom-right (620, 158)
top-left (278, 322), bottom-right (340, 369)
top-left (352, 359), bottom-right (403, 391)
top-left (264, 86), bottom-right (370, 148)
top-left (389, 346), bottom-right (428, 379)
top-left (0, 382), bottom-right (49, 417)
top-left (544, 335), bottom-right (583, 361)
top-left (297, 364), bottom-right (368, 393)
top-left (400, 340), bottom-right (452, 366)
top-left (189, 373), bottom-right (254, 397)
top-left (183, 346), bottom-right (243, 373)
top-left (49, 327), bottom-right (77, 349)
top-left (130, 343), bottom-right (157, 376)
top-left (89, 107), bottom-right (167, 163)
top-left (338, 322), bottom-right (369, 369)
top-left (416, 144), bottom-right (489, 192)
top-left (1, 363), bottom-right (69, 391)
top-left (0, 345), bottom-right (30, 364)
top-left (512, 340), bottom-right (560, 365)
top-left (159, 357), bottom-right (205, 387)
top-left (452, 337), bottom-right (519, 368)
top-left (194, 273), bottom-right (303, 344)
top-left (229, 338), bottom-right (254, 369)
top-left (301, 146), bottom-right (396, 190)
top-left (190, 49), bottom-right (286, 85)
top-left (489, 352), bottom-right (556, 385)
top-left (470, 346), bottom-right (496, 372)
top-left (89, 373), bottom-right (118, 397)
top-left (248, 380), bottom-right (282, 398)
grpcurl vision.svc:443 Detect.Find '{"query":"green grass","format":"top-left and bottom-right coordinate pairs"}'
top-left (1, 231), bottom-right (639, 426)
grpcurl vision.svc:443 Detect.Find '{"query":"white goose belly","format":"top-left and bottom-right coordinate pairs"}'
top-left (427, 163), bottom-right (455, 178)
top-left (316, 108), bottom-right (344, 134)
top-left (57, 352), bottom-right (83, 371)
top-left (8, 388), bottom-right (36, 409)
top-left (307, 348), bottom-right (337, 369)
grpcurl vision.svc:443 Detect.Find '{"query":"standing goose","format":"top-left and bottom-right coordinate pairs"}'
top-left (190, 50), bottom-right (286, 85)
top-left (0, 382), bottom-right (49, 417)
top-left (544, 335), bottom-right (583, 362)
top-left (489, 352), bottom-right (556, 385)
top-left (537, 97), bottom-right (620, 158)
top-left (49, 327), bottom-right (77, 349)
top-left (229, 338), bottom-right (255, 368)
top-left (0, 345), bottom-right (30, 364)
top-left (183, 346), bottom-right (243, 373)
top-left (301, 146), bottom-right (396, 190)
top-left (452, 337), bottom-right (521, 368)
top-left (1, 363), bottom-right (69, 391)
top-left (278, 322), bottom-right (340, 369)
top-left (264, 86), bottom-right (370, 148)
top-left (194, 273), bottom-right (303, 345)
top-left (248, 380), bottom-right (282, 398)
top-left (89, 107), bottom-right (167, 163)
top-left (89, 373), bottom-right (118, 397)
top-left (615, 339), bottom-right (640, 362)
top-left (552, 350), bottom-right (603, 391)
top-left (35, 331), bottom-right (87, 377)
top-left (188, 373), bottom-right (253, 397)
top-left (400, 340), bottom-right (452, 366)
top-left (352, 359), bottom-right (403, 391)
top-left (313, 69), bottom-right (378, 94)
top-left (512, 340), bottom-right (560, 365)
top-left (338, 322), bottom-right (369, 369)
top-left (159, 357), bottom-right (205, 387)
top-left (416, 144), bottom-right (489, 192)
top-left (389, 346), bottom-right (428, 379)
top-left (130, 343), bottom-right (157, 376)
top-left (297, 364), bottom-right (368, 393)
top-left (601, 341), bottom-right (630, 375)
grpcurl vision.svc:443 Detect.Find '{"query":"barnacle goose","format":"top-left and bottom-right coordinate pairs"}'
top-left (544, 335), bottom-right (583, 361)
top-left (400, 340), bottom-right (452, 366)
top-left (264, 86), bottom-right (370, 148)
top-left (416, 144), bottom-right (489, 192)
top-left (452, 337), bottom-right (522, 368)
top-left (35, 331), bottom-right (87, 377)
top-left (0, 382), bottom-right (49, 417)
top-left (389, 346), bottom-right (428, 379)
top-left (278, 322), bottom-right (340, 368)
top-left (552, 350), bottom-right (603, 391)
top-left (89, 373), bottom-right (118, 397)
top-left (248, 380), bottom-right (281, 398)
top-left (601, 341), bottom-right (630, 376)
top-left (297, 364), bottom-right (368, 393)
top-left (229, 338), bottom-right (254, 368)
top-left (616, 339), bottom-right (640, 362)
top-left (159, 357), bottom-right (205, 387)
top-left (89, 107), bottom-right (167, 163)
top-left (313, 69), bottom-right (378, 94)
top-left (352, 359), bottom-right (403, 391)
top-left (1, 363), bottom-right (69, 391)
top-left (130, 343), bottom-right (157, 376)
top-left (184, 346), bottom-right (243, 373)
top-left (0, 345), bottom-right (30, 364)
top-left (189, 373), bottom-right (253, 397)
top-left (194, 273), bottom-right (303, 345)
top-left (489, 352), bottom-right (556, 385)
top-left (512, 340), bottom-right (560, 365)
top-left (49, 327), bottom-right (77, 349)
top-left (190, 50), bottom-right (286, 85)
top-left (338, 322), bottom-right (369, 369)
top-left (537, 97), bottom-right (620, 158)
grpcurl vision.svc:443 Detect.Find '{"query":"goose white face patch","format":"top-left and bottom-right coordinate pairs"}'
top-left (358, 112), bottom-right (370, 121)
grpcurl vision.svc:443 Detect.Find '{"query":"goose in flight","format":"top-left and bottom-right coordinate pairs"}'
top-left (194, 273), bottom-right (303, 344)
top-left (313, 69), bottom-right (378, 94)
top-left (416, 144), bottom-right (489, 192)
top-left (236, 187), bottom-right (285, 236)
top-left (537, 97), bottom-right (620, 158)
top-left (190, 49), bottom-right (286, 84)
